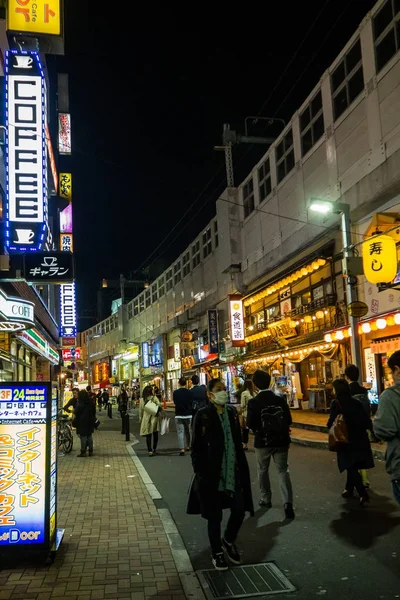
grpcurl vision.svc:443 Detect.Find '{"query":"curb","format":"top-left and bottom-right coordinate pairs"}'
top-left (126, 443), bottom-right (206, 600)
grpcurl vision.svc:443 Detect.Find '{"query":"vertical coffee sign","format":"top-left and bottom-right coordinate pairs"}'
top-left (6, 51), bottom-right (47, 253)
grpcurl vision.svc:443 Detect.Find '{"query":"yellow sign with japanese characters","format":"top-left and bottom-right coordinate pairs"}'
top-left (362, 234), bottom-right (397, 285)
top-left (7, 1), bottom-right (61, 36)
top-left (59, 173), bottom-right (72, 202)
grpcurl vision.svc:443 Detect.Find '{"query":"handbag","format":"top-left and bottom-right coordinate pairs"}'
top-left (328, 400), bottom-right (349, 451)
top-left (160, 416), bottom-right (170, 436)
top-left (143, 398), bottom-right (159, 416)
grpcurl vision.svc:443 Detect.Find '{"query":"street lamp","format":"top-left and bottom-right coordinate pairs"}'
top-left (309, 200), bottom-right (362, 372)
top-left (86, 332), bottom-right (100, 387)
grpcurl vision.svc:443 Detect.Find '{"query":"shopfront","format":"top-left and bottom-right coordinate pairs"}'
top-left (140, 336), bottom-right (166, 397)
top-left (242, 250), bottom-right (344, 410)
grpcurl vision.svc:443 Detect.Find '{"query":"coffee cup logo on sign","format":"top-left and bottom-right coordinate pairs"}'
top-left (14, 55), bottom-right (33, 69)
top-left (14, 229), bottom-right (34, 244)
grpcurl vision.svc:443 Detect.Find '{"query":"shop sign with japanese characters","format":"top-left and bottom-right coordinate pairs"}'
top-left (6, 51), bottom-right (48, 253)
top-left (362, 234), bottom-right (398, 285)
top-left (229, 296), bottom-right (246, 347)
top-left (59, 173), bottom-right (72, 202)
top-left (60, 233), bottom-right (73, 253)
top-left (0, 383), bottom-right (50, 546)
top-left (62, 348), bottom-right (81, 361)
top-left (24, 253), bottom-right (74, 283)
top-left (60, 282), bottom-right (76, 337)
top-left (7, 0), bottom-right (61, 36)
top-left (58, 113), bottom-right (71, 154)
top-left (207, 309), bottom-right (219, 354)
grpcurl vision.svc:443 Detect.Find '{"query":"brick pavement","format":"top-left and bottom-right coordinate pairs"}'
top-left (0, 422), bottom-right (187, 600)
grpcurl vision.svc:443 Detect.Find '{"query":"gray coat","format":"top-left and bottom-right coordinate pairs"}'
top-left (373, 384), bottom-right (400, 480)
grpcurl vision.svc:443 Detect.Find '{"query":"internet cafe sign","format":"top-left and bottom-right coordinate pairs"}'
top-left (5, 51), bottom-right (47, 253)
top-left (7, 1), bottom-right (61, 37)
top-left (0, 288), bottom-right (34, 332)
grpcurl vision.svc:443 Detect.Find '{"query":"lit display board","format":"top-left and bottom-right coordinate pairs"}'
top-left (0, 383), bottom-right (55, 548)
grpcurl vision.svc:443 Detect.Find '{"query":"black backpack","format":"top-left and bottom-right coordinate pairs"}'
top-left (260, 403), bottom-right (288, 446)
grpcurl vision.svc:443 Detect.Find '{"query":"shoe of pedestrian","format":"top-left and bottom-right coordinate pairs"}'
top-left (148, 451), bottom-right (153, 457)
top-left (88, 450), bottom-right (93, 457)
top-left (222, 537), bottom-right (242, 565)
top-left (284, 503), bottom-right (295, 520)
top-left (212, 552), bottom-right (228, 571)
top-left (153, 449), bottom-right (157, 455)
top-left (179, 451), bottom-right (185, 456)
top-left (186, 447), bottom-right (191, 451)
top-left (360, 493), bottom-right (369, 507)
top-left (259, 499), bottom-right (272, 509)
top-left (77, 452), bottom-right (86, 458)
top-left (341, 489), bottom-right (353, 499)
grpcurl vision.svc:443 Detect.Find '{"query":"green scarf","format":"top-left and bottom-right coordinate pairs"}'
top-left (218, 407), bottom-right (236, 496)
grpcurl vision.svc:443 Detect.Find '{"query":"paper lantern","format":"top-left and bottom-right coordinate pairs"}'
top-left (312, 261), bottom-right (319, 270)
top-left (376, 318), bottom-right (387, 330)
top-left (289, 320), bottom-right (297, 329)
top-left (362, 234), bottom-right (397, 284)
top-left (335, 330), bottom-right (344, 340)
top-left (361, 322), bottom-right (371, 334)
top-left (387, 316), bottom-right (395, 327)
top-left (395, 313), bottom-right (400, 325)
top-left (315, 310), bottom-right (325, 319)
top-left (304, 315), bottom-right (312, 323)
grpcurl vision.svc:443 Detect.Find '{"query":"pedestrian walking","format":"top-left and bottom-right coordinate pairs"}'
top-left (101, 389), bottom-right (109, 410)
top-left (240, 379), bottom-right (254, 451)
top-left (328, 378), bottom-right (374, 505)
top-left (75, 390), bottom-right (96, 457)
top-left (247, 369), bottom-right (294, 519)
top-left (373, 350), bottom-right (400, 506)
top-left (190, 374), bottom-right (207, 422)
top-left (345, 364), bottom-right (372, 488)
top-left (118, 386), bottom-right (129, 434)
top-left (139, 385), bottom-right (162, 456)
top-left (173, 377), bottom-right (193, 455)
top-left (187, 378), bottom-right (254, 571)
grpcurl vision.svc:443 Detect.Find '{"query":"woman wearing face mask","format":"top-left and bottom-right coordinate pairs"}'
top-left (187, 378), bottom-right (254, 571)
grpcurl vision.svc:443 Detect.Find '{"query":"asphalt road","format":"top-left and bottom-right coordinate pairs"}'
top-left (126, 409), bottom-right (400, 600)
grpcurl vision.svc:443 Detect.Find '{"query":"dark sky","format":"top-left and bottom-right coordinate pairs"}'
top-left (53, 0), bottom-right (377, 327)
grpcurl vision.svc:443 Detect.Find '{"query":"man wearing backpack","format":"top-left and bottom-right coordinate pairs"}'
top-left (247, 369), bottom-right (294, 520)
top-left (345, 363), bottom-right (372, 489)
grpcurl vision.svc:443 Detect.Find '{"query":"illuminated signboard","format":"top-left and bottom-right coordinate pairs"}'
top-left (60, 282), bottom-right (76, 337)
top-left (23, 252), bottom-right (74, 283)
top-left (59, 173), bottom-right (72, 202)
top-left (59, 203), bottom-right (72, 233)
top-left (0, 288), bottom-right (35, 332)
top-left (60, 233), bottom-right (73, 253)
top-left (6, 51), bottom-right (48, 253)
top-left (0, 383), bottom-right (53, 548)
top-left (50, 386), bottom-right (58, 541)
top-left (7, 0), bottom-right (61, 36)
top-left (45, 125), bottom-right (58, 193)
top-left (229, 295), bottom-right (246, 347)
top-left (62, 348), bottom-right (81, 361)
top-left (58, 113), bottom-right (71, 155)
top-left (142, 342), bottom-right (149, 368)
top-left (207, 309), bottom-right (219, 354)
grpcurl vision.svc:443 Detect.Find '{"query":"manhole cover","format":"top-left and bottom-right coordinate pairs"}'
top-left (197, 562), bottom-right (295, 599)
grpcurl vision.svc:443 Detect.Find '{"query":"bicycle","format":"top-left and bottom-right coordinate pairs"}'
top-left (58, 411), bottom-right (73, 454)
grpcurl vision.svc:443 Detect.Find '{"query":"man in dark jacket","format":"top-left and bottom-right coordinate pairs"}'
top-left (190, 375), bottom-right (207, 417)
top-left (173, 377), bottom-right (193, 455)
top-left (247, 369), bottom-right (294, 519)
top-left (187, 378), bottom-right (253, 571)
top-left (75, 390), bottom-right (96, 457)
top-left (118, 386), bottom-right (129, 435)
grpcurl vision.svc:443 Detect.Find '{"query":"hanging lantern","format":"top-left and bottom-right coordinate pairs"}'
top-left (395, 313), bottom-right (400, 325)
top-left (315, 310), bottom-right (324, 319)
top-left (304, 315), bottom-right (312, 323)
top-left (335, 330), bottom-right (344, 340)
top-left (289, 320), bottom-right (297, 329)
top-left (362, 234), bottom-right (398, 284)
top-left (361, 322), bottom-right (371, 334)
top-left (387, 315), bottom-right (395, 327)
top-left (312, 261), bottom-right (319, 270)
top-left (376, 318), bottom-right (387, 330)
top-left (324, 334), bottom-right (332, 342)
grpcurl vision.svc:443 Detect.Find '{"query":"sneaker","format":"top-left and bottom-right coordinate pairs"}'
top-left (222, 537), bottom-right (242, 565)
top-left (284, 503), bottom-right (295, 520)
top-left (77, 452), bottom-right (86, 458)
top-left (341, 489), bottom-right (353, 499)
top-left (179, 451), bottom-right (185, 456)
top-left (359, 493), bottom-right (369, 507)
top-left (259, 499), bottom-right (272, 509)
top-left (88, 450), bottom-right (93, 457)
top-left (212, 552), bottom-right (228, 571)
top-left (148, 451), bottom-right (153, 457)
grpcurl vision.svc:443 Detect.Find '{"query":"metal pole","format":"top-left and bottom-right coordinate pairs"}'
top-left (125, 413), bottom-right (130, 441)
top-left (87, 334), bottom-right (91, 387)
top-left (341, 209), bottom-right (363, 371)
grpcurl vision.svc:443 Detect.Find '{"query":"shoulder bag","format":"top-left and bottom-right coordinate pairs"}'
top-left (328, 399), bottom-right (349, 451)
top-left (144, 398), bottom-right (159, 416)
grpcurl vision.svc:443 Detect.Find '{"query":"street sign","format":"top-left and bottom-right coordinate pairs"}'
top-left (347, 301), bottom-right (368, 318)
top-left (24, 253), bottom-right (74, 283)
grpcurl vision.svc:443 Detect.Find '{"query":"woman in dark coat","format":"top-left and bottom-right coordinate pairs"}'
top-left (327, 379), bottom-right (374, 505)
top-left (75, 390), bottom-right (96, 457)
top-left (187, 378), bottom-right (254, 571)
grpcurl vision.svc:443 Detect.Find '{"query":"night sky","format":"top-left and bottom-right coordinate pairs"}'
top-left (53, 0), bottom-right (377, 327)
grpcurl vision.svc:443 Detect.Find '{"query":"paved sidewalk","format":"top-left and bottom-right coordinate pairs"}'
top-left (0, 418), bottom-right (187, 600)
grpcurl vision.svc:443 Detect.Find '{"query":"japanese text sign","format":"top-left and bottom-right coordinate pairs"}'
top-left (142, 342), bottom-right (149, 369)
top-left (58, 113), bottom-right (71, 154)
top-left (7, 1), bottom-right (61, 36)
top-left (62, 348), bottom-right (81, 361)
top-left (60, 282), bottom-right (76, 337)
top-left (362, 234), bottom-right (397, 285)
top-left (59, 173), bottom-right (72, 202)
top-left (6, 51), bottom-right (48, 253)
top-left (207, 310), bottom-right (219, 354)
top-left (59, 203), bottom-right (73, 234)
top-left (0, 383), bottom-right (49, 546)
top-left (24, 252), bottom-right (74, 283)
top-left (60, 233), bottom-right (73, 253)
top-left (229, 296), bottom-right (245, 347)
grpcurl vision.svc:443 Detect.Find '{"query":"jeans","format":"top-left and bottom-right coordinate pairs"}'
top-left (80, 435), bottom-right (93, 452)
top-left (207, 486), bottom-right (245, 554)
top-left (146, 432), bottom-right (159, 452)
top-left (346, 468), bottom-right (366, 496)
top-left (176, 418), bottom-right (191, 449)
top-left (255, 447), bottom-right (293, 505)
top-left (392, 479), bottom-right (400, 505)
